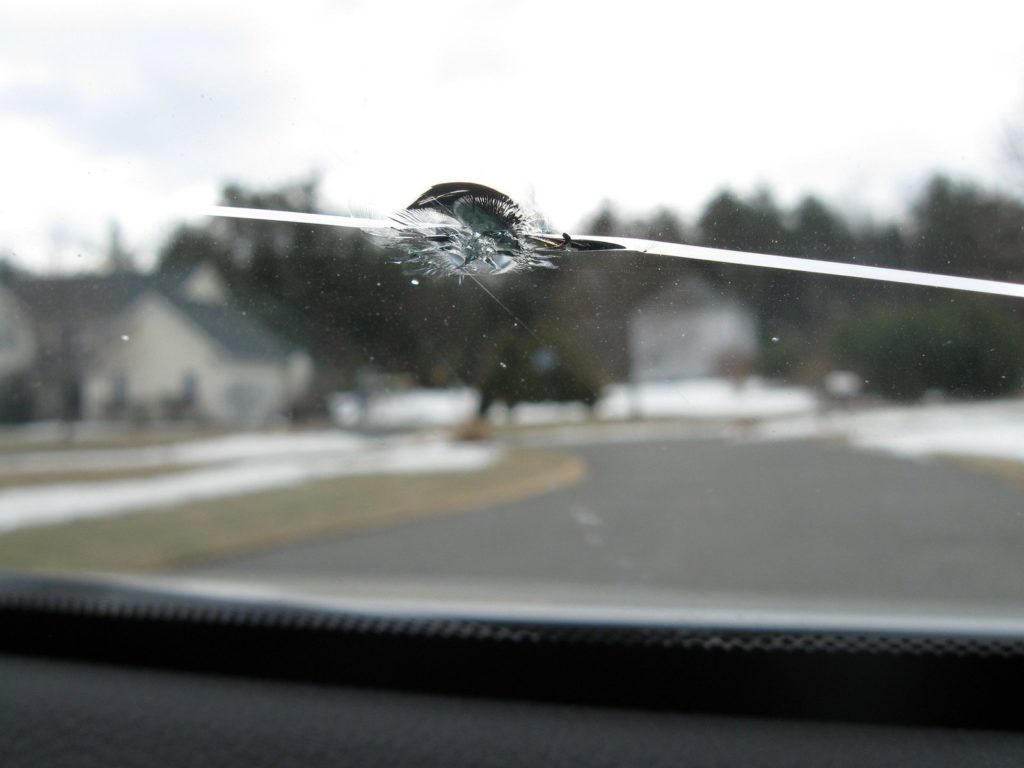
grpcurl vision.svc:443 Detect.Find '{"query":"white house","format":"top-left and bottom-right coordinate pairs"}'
top-left (3, 265), bottom-right (313, 426)
top-left (629, 277), bottom-right (758, 382)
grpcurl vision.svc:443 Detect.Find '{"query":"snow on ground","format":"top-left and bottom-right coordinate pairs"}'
top-left (0, 439), bottom-right (501, 533)
top-left (836, 400), bottom-right (1024, 463)
top-left (5, 380), bottom-right (1023, 534)
top-left (328, 379), bottom-right (820, 430)
top-left (0, 378), bottom-right (818, 533)
top-left (755, 398), bottom-right (1024, 464)
top-left (596, 380), bottom-right (818, 421)
top-left (330, 389), bottom-right (479, 429)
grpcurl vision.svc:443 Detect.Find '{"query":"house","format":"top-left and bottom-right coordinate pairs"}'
top-left (2, 265), bottom-right (313, 426)
top-left (629, 277), bottom-right (758, 382)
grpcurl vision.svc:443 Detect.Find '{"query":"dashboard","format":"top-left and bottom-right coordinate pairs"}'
top-left (2, 574), bottom-right (1024, 766)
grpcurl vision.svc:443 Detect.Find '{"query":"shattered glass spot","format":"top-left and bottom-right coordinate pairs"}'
top-left (366, 182), bottom-right (621, 278)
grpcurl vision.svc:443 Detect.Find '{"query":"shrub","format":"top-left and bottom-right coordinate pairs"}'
top-left (476, 330), bottom-right (604, 416)
top-left (830, 297), bottom-right (1024, 400)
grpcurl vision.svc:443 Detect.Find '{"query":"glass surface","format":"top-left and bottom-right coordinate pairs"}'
top-left (2, 1), bottom-right (1024, 623)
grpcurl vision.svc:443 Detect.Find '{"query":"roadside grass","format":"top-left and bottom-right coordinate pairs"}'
top-left (0, 465), bottom-right (195, 490)
top-left (0, 449), bottom-right (585, 573)
top-left (941, 454), bottom-right (1024, 493)
top-left (481, 414), bottom-right (776, 439)
top-left (0, 427), bottom-right (227, 454)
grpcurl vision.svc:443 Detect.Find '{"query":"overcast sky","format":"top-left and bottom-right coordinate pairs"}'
top-left (2, 0), bottom-right (1023, 272)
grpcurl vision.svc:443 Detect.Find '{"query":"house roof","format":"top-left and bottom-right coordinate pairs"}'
top-left (7, 270), bottom-right (300, 362)
top-left (6, 273), bottom-right (150, 324)
top-left (164, 295), bottom-right (297, 361)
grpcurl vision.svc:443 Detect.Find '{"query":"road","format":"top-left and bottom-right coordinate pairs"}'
top-left (186, 438), bottom-right (1024, 606)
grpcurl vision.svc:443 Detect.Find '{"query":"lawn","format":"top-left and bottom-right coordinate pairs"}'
top-left (0, 465), bottom-right (195, 490)
top-left (0, 426), bottom-right (227, 454)
top-left (0, 449), bottom-right (584, 573)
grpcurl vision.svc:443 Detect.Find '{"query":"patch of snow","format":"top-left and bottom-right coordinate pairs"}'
top-left (597, 379), bottom-right (819, 421)
top-left (754, 398), bottom-right (1024, 464)
top-left (0, 441), bottom-right (502, 533)
top-left (843, 401), bottom-right (1024, 463)
top-left (329, 389), bottom-right (478, 428)
top-left (367, 389), bottom-right (479, 428)
top-left (327, 379), bottom-right (819, 430)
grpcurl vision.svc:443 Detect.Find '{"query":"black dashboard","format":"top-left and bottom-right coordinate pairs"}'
top-left (2, 574), bottom-right (1023, 766)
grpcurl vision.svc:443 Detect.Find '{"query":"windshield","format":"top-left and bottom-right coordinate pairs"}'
top-left (3, 1), bottom-right (1024, 624)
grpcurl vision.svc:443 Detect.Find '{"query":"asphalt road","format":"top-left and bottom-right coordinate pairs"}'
top-left (187, 438), bottom-right (1024, 606)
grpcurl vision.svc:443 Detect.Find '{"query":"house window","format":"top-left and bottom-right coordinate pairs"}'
top-left (182, 370), bottom-right (199, 405)
top-left (111, 373), bottom-right (129, 409)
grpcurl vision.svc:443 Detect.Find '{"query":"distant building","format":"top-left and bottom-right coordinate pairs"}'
top-left (1, 265), bottom-right (312, 426)
top-left (629, 278), bottom-right (757, 382)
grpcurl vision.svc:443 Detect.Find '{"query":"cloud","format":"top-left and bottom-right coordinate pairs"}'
top-left (1, 0), bottom-right (1023, 270)
top-left (0, 15), bottom-right (290, 178)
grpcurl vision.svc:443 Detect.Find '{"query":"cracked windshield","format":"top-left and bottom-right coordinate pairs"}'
top-left (4, 1), bottom-right (1024, 620)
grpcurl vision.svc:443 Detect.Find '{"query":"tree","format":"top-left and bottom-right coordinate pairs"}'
top-left (784, 196), bottom-right (860, 321)
top-left (579, 200), bottom-right (622, 236)
top-left (857, 222), bottom-right (909, 270)
top-left (789, 197), bottom-right (854, 261)
top-left (635, 207), bottom-right (687, 244)
top-left (157, 225), bottom-right (230, 280)
top-left (831, 296), bottom-right (1024, 400)
top-left (476, 326), bottom-right (604, 416)
top-left (105, 222), bottom-right (135, 273)
top-left (156, 177), bottom-right (597, 393)
top-left (696, 188), bottom-right (810, 330)
top-left (908, 175), bottom-right (1024, 280)
top-left (1002, 95), bottom-right (1024, 197)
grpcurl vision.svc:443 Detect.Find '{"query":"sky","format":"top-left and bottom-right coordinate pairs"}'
top-left (1, 0), bottom-right (1023, 272)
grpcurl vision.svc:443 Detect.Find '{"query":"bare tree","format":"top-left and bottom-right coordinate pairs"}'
top-left (1002, 96), bottom-right (1024, 196)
